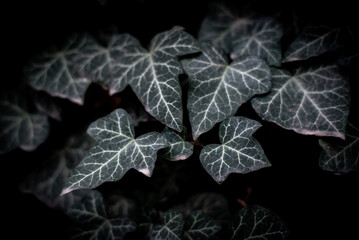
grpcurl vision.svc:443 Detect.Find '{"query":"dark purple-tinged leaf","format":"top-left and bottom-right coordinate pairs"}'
top-left (111, 26), bottom-right (200, 131)
top-left (62, 109), bottom-right (168, 194)
top-left (230, 205), bottom-right (289, 240)
top-left (231, 18), bottom-right (283, 67)
top-left (150, 209), bottom-right (183, 240)
top-left (24, 33), bottom-right (96, 105)
top-left (182, 43), bottom-right (271, 139)
top-left (68, 190), bottom-right (136, 240)
top-left (319, 123), bottom-right (359, 173)
top-left (251, 65), bottom-right (350, 139)
top-left (160, 127), bottom-right (193, 161)
top-left (184, 210), bottom-right (221, 240)
top-left (20, 133), bottom-right (93, 210)
top-left (200, 117), bottom-right (270, 183)
top-left (0, 91), bottom-right (49, 153)
top-left (283, 26), bottom-right (345, 62)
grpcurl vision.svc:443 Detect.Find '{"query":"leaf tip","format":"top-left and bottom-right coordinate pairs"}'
top-left (60, 188), bottom-right (73, 196)
top-left (137, 168), bottom-right (152, 177)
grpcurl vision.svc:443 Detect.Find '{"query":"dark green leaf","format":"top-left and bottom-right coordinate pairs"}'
top-left (161, 127), bottom-right (193, 160)
top-left (150, 209), bottom-right (183, 240)
top-left (184, 210), bottom-right (221, 240)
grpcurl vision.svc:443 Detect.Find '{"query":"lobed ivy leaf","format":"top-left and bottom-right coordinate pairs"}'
top-left (183, 210), bottom-right (221, 240)
top-left (24, 33), bottom-right (96, 105)
top-left (182, 43), bottom-right (271, 140)
top-left (230, 205), bottom-right (289, 240)
top-left (200, 117), bottom-right (270, 183)
top-left (160, 127), bottom-right (193, 161)
top-left (150, 209), bottom-right (183, 240)
top-left (283, 26), bottom-right (345, 62)
top-left (319, 123), bottom-right (359, 173)
top-left (198, 6), bottom-right (252, 52)
top-left (251, 65), bottom-right (350, 139)
top-left (68, 190), bottom-right (136, 240)
top-left (20, 133), bottom-right (93, 209)
top-left (62, 109), bottom-right (168, 194)
top-left (111, 26), bottom-right (200, 131)
top-left (231, 18), bottom-right (283, 67)
top-left (0, 91), bottom-right (49, 153)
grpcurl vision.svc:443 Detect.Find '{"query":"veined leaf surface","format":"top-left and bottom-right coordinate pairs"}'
top-left (184, 210), bottom-right (221, 240)
top-left (182, 43), bottom-right (271, 139)
top-left (231, 18), bottom-right (283, 67)
top-left (200, 117), bottom-right (270, 183)
top-left (150, 209), bottom-right (183, 240)
top-left (251, 65), bottom-right (350, 139)
top-left (68, 190), bottom-right (136, 240)
top-left (230, 205), bottom-right (289, 240)
top-left (112, 26), bottom-right (200, 131)
top-left (283, 26), bottom-right (345, 62)
top-left (0, 91), bottom-right (49, 153)
top-left (160, 127), bottom-right (193, 160)
top-left (319, 123), bottom-right (359, 173)
top-left (25, 33), bottom-right (95, 104)
top-left (62, 109), bottom-right (168, 194)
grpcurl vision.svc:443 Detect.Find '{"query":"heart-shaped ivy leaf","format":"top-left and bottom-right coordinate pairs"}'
top-left (183, 210), bottom-right (221, 240)
top-left (200, 117), bottom-right (270, 183)
top-left (251, 65), bottom-right (350, 139)
top-left (283, 26), bottom-right (346, 62)
top-left (160, 127), bottom-right (193, 161)
top-left (230, 205), bottom-right (289, 240)
top-left (231, 18), bottom-right (283, 67)
top-left (25, 33), bottom-right (96, 105)
top-left (150, 209), bottom-right (183, 240)
top-left (319, 122), bottom-right (359, 173)
top-left (62, 109), bottom-right (168, 194)
top-left (0, 91), bottom-right (49, 153)
top-left (68, 190), bottom-right (136, 240)
top-left (182, 43), bottom-right (271, 140)
top-left (110, 26), bottom-right (200, 131)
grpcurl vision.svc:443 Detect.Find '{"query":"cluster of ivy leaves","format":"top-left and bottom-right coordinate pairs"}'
top-left (2, 1), bottom-right (359, 239)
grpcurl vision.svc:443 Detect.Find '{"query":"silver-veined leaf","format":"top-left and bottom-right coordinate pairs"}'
top-left (231, 18), bottom-right (283, 67)
top-left (150, 209), bottom-right (183, 240)
top-left (251, 65), bottom-right (350, 139)
top-left (319, 123), bottom-right (359, 173)
top-left (160, 127), bottom-right (193, 160)
top-left (200, 117), bottom-right (270, 183)
top-left (20, 133), bottom-right (93, 210)
top-left (112, 26), bottom-right (200, 131)
top-left (24, 33), bottom-right (96, 104)
top-left (182, 43), bottom-right (271, 139)
top-left (68, 190), bottom-right (136, 240)
top-left (230, 205), bottom-right (289, 240)
top-left (62, 108), bottom-right (168, 194)
top-left (0, 91), bottom-right (49, 153)
top-left (184, 210), bottom-right (221, 240)
top-left (198, 6), bottom-right (252, 52)
top-left (283, 26), bottom-right (345, 62)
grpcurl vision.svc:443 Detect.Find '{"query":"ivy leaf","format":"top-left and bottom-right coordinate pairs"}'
top-left (283, 26), bottom-right (345, 62)
top-left (20, 133), bottom-right (93, 210)
top-left (160, 127), bottom-right (193, 161)
top-left (251, 65), bottom-right (350, 139)
top-left (183, 210), bottom-right (221, 240)
top-left (182, 43), bottom-right (271, 140)
top-left (230, 205), bottom-right (289, 240)
top-left (319, 123), bottom-right (359, 173)
top-left (68, 190), bottom-right (136, 240)
top-left (24, 33), bottom-right (95, 105)
top-left (62, 108), bottom-right (168, 194)
top-left (231, 18), bottom-right (283, 67)
top-left (200, 117), bottom-right (270, 183)
top-left (33, 91), bottom-right (62, 121)
top-left (112, 26), bottom-right (200, 131)
top-left (0, 91), bottom-right (49, 153)
top-left (198, 6), bottom-right (252, 52)
top-left (150, 209), bottom-right (183, 240)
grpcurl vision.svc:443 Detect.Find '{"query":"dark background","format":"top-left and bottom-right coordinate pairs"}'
top-left (3, 0), bottom-right (359, 239)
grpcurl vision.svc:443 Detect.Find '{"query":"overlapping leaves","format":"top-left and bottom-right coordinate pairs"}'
top-left (160, 127), bottom-right (193, 160)
top-left (182, 43), bottom-right (271, 139)
top-left (200, 117), bottom-right (270, 183)
top-left (62, 109), bottom-right (168, 194)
